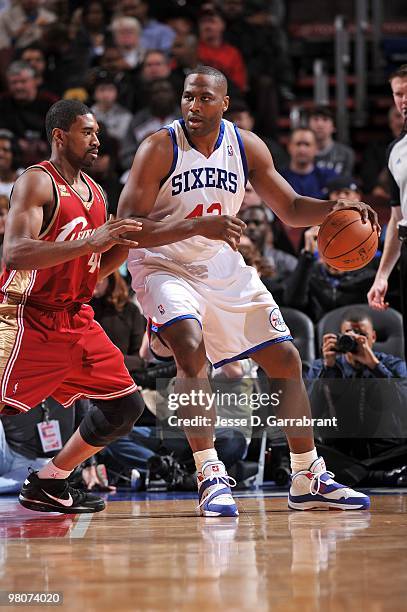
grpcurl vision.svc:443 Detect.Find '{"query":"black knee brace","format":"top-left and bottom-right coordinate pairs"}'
top-left (79, 392), bottom-right (144, 447)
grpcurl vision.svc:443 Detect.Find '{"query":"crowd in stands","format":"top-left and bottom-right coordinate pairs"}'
top-left (0, 0), bottom-right (406, 493)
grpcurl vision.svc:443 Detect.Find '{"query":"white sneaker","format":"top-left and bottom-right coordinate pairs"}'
top-left (197, 460), bottom-right (239, 517)
top-left (288, 457), bottom-right (370, 511)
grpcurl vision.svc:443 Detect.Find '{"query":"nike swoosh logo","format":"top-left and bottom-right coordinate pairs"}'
top-left (42, 490), bottom-right (74, 507)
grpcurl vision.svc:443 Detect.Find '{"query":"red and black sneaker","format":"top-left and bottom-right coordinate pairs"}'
top-left (18, 471), bottom-right (106, 514)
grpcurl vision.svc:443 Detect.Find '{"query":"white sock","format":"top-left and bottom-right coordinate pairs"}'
top-left (37, 460), bottom-right (73, 480)
top-left (290, 448), bottom-right (318, 474)
top-left (193, 448), bottom-right (218, 473)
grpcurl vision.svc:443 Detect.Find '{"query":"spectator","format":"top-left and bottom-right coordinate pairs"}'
top-left (0, 61), bottom-right (56, 166)
top-left (72, 1), bottom-right (108, 66)
top-left (94, 45), bottom-right (139, 110)
top-left (306, 308), bottom-right (407, 488)
top-left (91, 270), bottom-right (146, 374)
top-left (132, 49), bottom-right (177, 112)
top-left (0, 193), bottom-right (8, 264)
top-left (220, 0), bottom-right (294, 136)
top-left (0, 399), bottom-right (112, 494)
top-left (85, 123), bottom-right (123, 215)
top-left (170, 33), bottom-right (201, 98)
top-left (361, 106), bottom-right (405, 197)
top-left (308, 106), bottom-right (355, 176)
top-left (117, 0), bottom-right (176, 55)
top-left (120, 78), bottom-right (179, 171)
top-left (0, 0), bottom-right (56, 51)
top-left (90, 70), bottom-right (132, 143)
top-left (39, 23), bottom-right (90, 96)
top-left (19, 43), bottom-right (51, 93)
top-left (309, 308), bottom-right (407, 380)
top-left (280, 128), bottom-right (339, 200)
top-left (239, 204), bottom-right (298, 277)
top-left (324, 175), bottom-right (363, 204)
top-left (111, 16), bottom-right (144, 71)
top-left (225, 99), bottom-right (289, 170)
top-left (197, 7), bottom-right (247, 93)
top-left (0, 129), bottom-right (21, 200)
top-left (284, 225), bottom-right (376, 321)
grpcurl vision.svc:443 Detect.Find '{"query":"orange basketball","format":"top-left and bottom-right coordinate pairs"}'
top-left (317, 208), bottom-right (378, 271)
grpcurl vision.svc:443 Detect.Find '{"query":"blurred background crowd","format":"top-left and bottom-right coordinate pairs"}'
top-left (1, 0), bottom-right (407, 495)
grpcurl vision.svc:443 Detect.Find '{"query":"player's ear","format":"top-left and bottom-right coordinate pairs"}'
top-left (222, 96), bottom-right (229, 113)
top-left (53, 128), bottom-right (65, 148)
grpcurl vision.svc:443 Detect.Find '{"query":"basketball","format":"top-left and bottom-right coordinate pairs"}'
top-left (317, 209), bottom-right (379, 271)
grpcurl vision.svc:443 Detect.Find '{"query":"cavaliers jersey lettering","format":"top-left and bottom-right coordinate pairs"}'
top-left (0, 160), bottom-right (107, 309)
top-left (128, 118), bottom-right (247, 268)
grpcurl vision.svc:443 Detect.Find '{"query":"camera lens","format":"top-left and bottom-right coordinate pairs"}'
top-left (336, 334), bottom-right (358, 353)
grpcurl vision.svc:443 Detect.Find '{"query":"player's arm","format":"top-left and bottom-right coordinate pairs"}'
top-left (117, 130), bottom-right (245, 250)
top-left (243, 130), bottom-right (378, 228)
top-left (375, 205), bottom-right (402, 279)
top-left (367, 205), bottom-right (402, 310)
top-left (3, 170), bottom-right (141, 270)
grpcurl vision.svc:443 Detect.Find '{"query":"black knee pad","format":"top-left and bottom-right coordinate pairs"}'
top-left (79, 391), bottom-right (144, 447)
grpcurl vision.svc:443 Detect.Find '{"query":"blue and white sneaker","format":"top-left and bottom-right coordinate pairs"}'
top-left (288, 457), bottom-right (370, 511)
top-left (197, 460), bottom-right (239, 517)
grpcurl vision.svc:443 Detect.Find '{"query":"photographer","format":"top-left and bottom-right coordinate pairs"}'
top-left (307, 309), bottom-right (407, 379)
top-left (306, 308), bottom-right (407, 487)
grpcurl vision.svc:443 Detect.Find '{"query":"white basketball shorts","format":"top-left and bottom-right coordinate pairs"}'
top-left (129, 245), bottom-right (292, 368)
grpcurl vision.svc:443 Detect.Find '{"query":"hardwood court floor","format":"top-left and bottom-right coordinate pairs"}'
top-left (0, 490), bottom-right (407, 611)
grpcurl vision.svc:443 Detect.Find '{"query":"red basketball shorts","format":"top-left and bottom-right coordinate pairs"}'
top-left (0, 302), bottom-right (137, 413)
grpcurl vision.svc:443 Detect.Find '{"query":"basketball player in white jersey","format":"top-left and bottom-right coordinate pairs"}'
top-left (118, 66), bottom-right (378, 516)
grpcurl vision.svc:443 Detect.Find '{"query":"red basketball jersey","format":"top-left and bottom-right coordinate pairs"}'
top-left (0, 160), bottom-right (107, 310)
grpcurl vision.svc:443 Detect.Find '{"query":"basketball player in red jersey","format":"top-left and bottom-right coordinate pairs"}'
top-left (1, 99), bottom-right (245, 514)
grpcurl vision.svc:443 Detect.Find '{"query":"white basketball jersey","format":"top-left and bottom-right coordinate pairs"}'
top-left (129, 118), bottom-right (248, 265)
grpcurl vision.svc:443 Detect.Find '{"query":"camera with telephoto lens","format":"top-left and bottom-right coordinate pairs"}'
top-left (335, 333), bottom-right (358, 354)
top-left (146, 454), bottom-right (195, 491)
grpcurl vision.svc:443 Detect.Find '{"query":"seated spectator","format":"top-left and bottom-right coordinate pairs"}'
top-left (240, 182), bottom-right (296, 255)
top-left (0, 129), bottom-right (22, 200)
top-left (324, 175), bottom-right (363, 204)
top-left (91, 270), bottom-right (146, 374)
top-left (19, 43), bottom-right (54, 95)
top-left (308, 106), bottom-right (355, 176)
top-left (86, 123), bottom-right (123, 214)
top-left (0, 398), bottom-right (112, 494)
top-left (306, 308), bottom-right (407, 488)
top-left (71, 1), bottom-right (108, 66)
top-left (284, 225), bottom-right (376, 321)
top-left (0, 193), bottom-right (8, 264)
top-left (0, 0), bottom-right (56, 51)
top-left (225, 99), bottom-right (289, 171)
top-left (220, 0), bottom-right (294, 136)
top-left (360, 106), bottom-right (404, 197)
top-left (116, 0), bottom-right (176, 55)
top-left (0, 60), bottom-right (56, 166)
top-left (197, 6), bottom-right (247, 93)
top-left (308, 308), bottom-right (407, 380)
top-left (280, 128), bottom-right (339, 200)
top-left (111, 16), bottom-right (145, 71)
top-left (120, 77), bottom-right (179, 171)
top-left (239, 204), bottom-right (297, 277)
top-left (132, 49), bottom-right (176, 113)
top-left (238, 236), bottom-right (287, 305)
top-left (90, 70), bottom-right (132, 143)
top-left (93, 45), bottom-right (140, 111)
top-left (39, 23), bottom-right (90, 97)
top-left (170, 33), bottom-right (201, 98)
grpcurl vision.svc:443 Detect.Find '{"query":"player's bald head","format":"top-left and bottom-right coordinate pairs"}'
top-left (184, 65), bottom-right (227, 95)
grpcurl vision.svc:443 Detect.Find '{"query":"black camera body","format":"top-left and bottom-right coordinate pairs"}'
top-left (335, 333), bottom-right (358, 354)
top-left (146, 454), bottom-right (195, 491)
